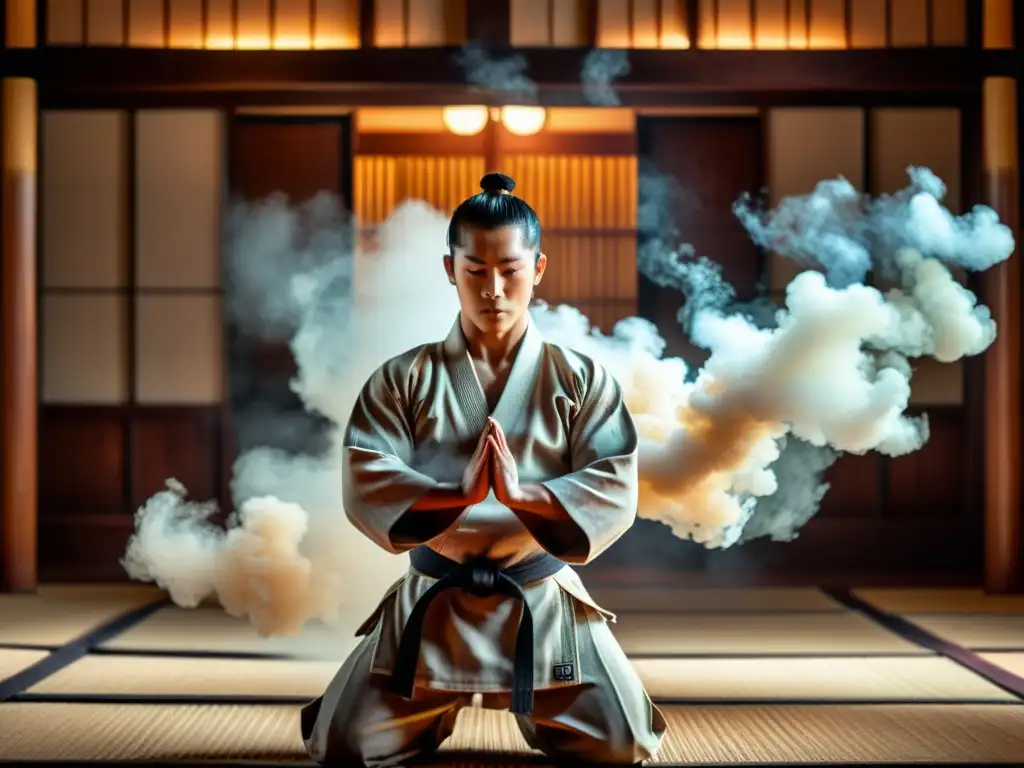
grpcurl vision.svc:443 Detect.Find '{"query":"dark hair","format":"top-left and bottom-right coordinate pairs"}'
top-left (446, 172), bottom-right (542, 254)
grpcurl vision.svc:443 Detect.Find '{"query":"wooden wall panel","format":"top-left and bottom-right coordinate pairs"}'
top-left (887, 407), bottom-right (967, 518)
top-left (42, 295), bottom-right (130, 403)
top-left (226, 116), bottom-right (352, 461)
top-left (136, 295), bottom-right (224, 404)
top-left (512, 0), bottom-right (592, 45)
top-left (697, 0), bottom-right (966, 48)
top-left (596, 0), bottom-right (690, 47)
top-left (231, 120), bottom-right (345, 204)
top-left (45, 0), bottom-right (363, 47)
top-left (38, 408), bottom-right (126, 513)
top-left (236, 0), bottom-right (273, 49)
top-left (86, 0), bottom-right (124, 44)
top-left (816, 454), bottom-right (883, 519)
top-left (128, 0), bottom-right (164, 47)
top-left (353, 155), bottom-right (483, 225)
top-left (131, 408), bottom-right (222, 507)
top-left (135, 111), bottom-right (223, 289)
top-left (42, 111), bottom-right (128, 290)
top-left (204, 0), bottom-right (234, 47)
top-left (40, 0), bottom-right (968, 48)
top-left (636, 115), bottom-right (764, 361)
top-left (39, 515), bottom-right (138, 582)
top-left (38, 108), bottom-right (230, 582)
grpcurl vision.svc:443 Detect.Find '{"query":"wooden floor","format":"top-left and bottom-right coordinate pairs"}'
top-left (2, 584), bottom-right (1024, 766)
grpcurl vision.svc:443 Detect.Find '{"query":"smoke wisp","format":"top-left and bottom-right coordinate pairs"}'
top-left (581, 50), bottom-right (631, 106)
top-left (455, 42), bottom-right (538, 101)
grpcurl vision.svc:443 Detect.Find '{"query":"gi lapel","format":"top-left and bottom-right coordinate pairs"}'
top-left (490, 318), bottom-right (544, 434)
top-left (443, 317), bottom-right (489, 437)
top-left (441, 314), bottom-right (545, 436)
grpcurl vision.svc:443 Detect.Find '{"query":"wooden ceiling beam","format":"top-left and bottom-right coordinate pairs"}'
top-left (3, 48), bottom-right (1016, 95)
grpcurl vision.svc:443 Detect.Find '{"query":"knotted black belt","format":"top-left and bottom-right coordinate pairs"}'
top-left (388, 545), bottom-right (565, 716)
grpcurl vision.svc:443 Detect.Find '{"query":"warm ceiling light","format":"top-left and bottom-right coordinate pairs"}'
top-left (501, 106), bottom-right (547, 136)
top-left (442, 105), bottom-right (490, 136)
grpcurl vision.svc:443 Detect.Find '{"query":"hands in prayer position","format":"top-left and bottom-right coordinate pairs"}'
top-left (488, 419), bottom-right (521, 507)
top-left (460, 417), bottom-right (524, 507)
top-left (457, 418), bottom-right (560, 520)
top-left (460, 424), bottom-right (494, 505)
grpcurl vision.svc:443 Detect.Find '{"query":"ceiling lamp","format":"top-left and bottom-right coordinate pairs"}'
top-left (501, 106), bottom-right (547, 136)
top-left (442, 105), bottom-right (490, 136)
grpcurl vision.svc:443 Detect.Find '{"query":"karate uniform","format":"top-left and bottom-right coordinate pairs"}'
top-left (302, 315), bottom-right (666, 766)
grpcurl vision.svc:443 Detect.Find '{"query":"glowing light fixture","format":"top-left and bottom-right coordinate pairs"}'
top-left (500, 106), bottom-right (547, 136)
top-left (442, 105), bottom-right (490, 136)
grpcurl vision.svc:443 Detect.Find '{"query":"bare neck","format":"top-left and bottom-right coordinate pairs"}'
top-left (460, 312), bottom-right (530, 367)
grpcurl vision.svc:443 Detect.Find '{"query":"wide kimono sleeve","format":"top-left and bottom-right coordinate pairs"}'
top-left (342, 360), bottom-right (459, 554)
top-left (536, 358), bottom-right (640, 565)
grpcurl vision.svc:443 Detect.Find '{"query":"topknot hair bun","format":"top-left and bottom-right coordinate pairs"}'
top-left (480, 172), bottom-right (516, 194)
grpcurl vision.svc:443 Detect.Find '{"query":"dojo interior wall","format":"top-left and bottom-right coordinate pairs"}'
top-left (37, 102), bottom-right (975, 582)
top-left (39, 109), bottom-right (228, 581)
top-left (40, 0), bottom-right (966, 49)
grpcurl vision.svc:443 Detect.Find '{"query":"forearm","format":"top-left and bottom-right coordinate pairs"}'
top-left (508, 483), bottom-right (566, 523)
top-left (409, 483), bottom-right (473, 511)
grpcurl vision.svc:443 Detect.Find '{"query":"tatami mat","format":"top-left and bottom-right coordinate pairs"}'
top-left (96, 606), bottom-right (924, 660)
top-left (586, 587), bottom-right (844, 613)
top-left (0, 648), bottom-right (50, 681)
top-left (906, 615), bottom-right (1024, 650)
top-left (449, 705), bottom-right (1024, 763)
top-left (26, 654), bottom-right (337, 698)
top-left (3, 701), bottom-right (1024, 763)
top-left (980, 653), bottom-right (1024, 678)
top-left (97, 606), bottom-right (362, 660)
top-left (27, 653), bottom-right (1015, 703)
top-left (633, 656), bottom-right (1016, 702)
top-left (0, 585), bottom-right (164, 647)
top-left (853, 588), bottom-right (1024, 614)
top-left (612, 611), bottom-right (927, 655)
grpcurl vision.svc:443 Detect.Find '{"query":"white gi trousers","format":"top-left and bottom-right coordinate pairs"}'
top-left (301, 602), bottom-right (666, 767)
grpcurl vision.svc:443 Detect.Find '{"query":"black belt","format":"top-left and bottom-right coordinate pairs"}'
top-left (388, 545), bottom-right (565, 716)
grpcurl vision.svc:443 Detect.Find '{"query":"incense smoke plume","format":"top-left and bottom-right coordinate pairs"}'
top-left (455, 42), bottom-right (538, 101)
top-left (455, 44), bottom-right (632, 108)
top-left (581, 50), bottom-right (631, 106)
top-left (121, 166), bottom-right (1014, 640)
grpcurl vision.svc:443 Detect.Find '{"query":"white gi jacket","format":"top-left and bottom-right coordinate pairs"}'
top-left (344, 315), bottom-right (640, 694)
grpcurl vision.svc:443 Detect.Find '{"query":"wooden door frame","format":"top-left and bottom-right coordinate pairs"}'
top-left (218, 111), bottom-right (354, 514)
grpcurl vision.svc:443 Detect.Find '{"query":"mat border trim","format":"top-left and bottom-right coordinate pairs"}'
top-left (822, 588), bottom-right (1024, 702)
top-left (0, 597), bottom-right (171, 703)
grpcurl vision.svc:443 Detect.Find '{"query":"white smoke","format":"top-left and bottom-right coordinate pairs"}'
top-left (122, 198), bottom-right (458, 642)
top-left (733, 166), bottom-right (1014, 286)
top-left (581, 49), bottom-right (631, 106)
top-left (455, 42), bottom-right (538, 101)
top-left (121, 166), bottom-right (1014, 639)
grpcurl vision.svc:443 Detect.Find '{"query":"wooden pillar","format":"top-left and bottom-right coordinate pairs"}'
top-left (466, 0), bottom-right (511, 46)
top-left (981, 0), bottom-right (1021, 593)
top-left (1, 78), bottom-right (39, 593)
top-left (358, 0), bottom-right (375, 47)
top-left (2, 0), bottom-right (38, 593)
